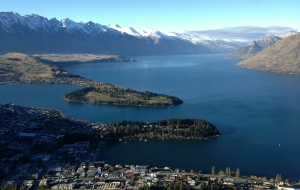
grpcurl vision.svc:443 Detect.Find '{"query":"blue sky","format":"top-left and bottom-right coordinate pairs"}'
top-left (1, 0), bottom-right (299, 40)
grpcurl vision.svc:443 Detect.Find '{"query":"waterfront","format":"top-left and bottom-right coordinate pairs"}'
top-left (1, 54), bottom-right (300, 179)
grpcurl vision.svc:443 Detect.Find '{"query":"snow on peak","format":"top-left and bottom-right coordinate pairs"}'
top-left (61, 18), bottom-right (106, 34)
top-left (0, 12), bottom-right (236, 45)
top-left (106, 23), bottom-right (221, 44)
top-left (107, 24), bottom-right (148, 37)
top-left (278, 30), bottom-right (300, 38)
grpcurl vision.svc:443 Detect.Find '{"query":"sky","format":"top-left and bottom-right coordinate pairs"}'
top-left (1, 0), bottom-right (300, 41)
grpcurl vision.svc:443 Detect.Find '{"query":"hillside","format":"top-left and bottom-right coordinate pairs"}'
top-left (237, 34), bottom-right (300, 74)
top-left (0, 52), bottom-right (59, 77)
top-left (227, 34), bottom-right (282, 59)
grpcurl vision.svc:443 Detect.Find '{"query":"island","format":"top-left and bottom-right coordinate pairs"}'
top-left (64, 86), bottom-right (183, 107)
top-left (0, 52), bottom-right (182, 107)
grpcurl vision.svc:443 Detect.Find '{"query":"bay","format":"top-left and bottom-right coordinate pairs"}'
top-left (1, 54), bottom-right (300, 179)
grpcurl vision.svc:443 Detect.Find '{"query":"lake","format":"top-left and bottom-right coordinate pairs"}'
top-left (1, 54), bottom-right (300, 179)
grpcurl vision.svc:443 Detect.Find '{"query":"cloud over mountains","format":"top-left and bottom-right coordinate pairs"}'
top-left (188, 26), bottom-right (296, 41)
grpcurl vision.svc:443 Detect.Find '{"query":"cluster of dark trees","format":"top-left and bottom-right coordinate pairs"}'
top-left (104, 118), bottom-right (220, 139)
top-left (137, 175), bottom-right (224, 190)
top-left (64, 87), bottom-right (94, 102)
top-left (64, 86), bottom-right (183, 107)
top-left (52, 72), bottom-right (82, 78)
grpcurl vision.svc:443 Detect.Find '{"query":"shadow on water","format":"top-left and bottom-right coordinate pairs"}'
top-left (213, 123), bottom-right (236, 135)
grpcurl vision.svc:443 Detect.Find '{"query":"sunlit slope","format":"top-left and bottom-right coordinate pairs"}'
top-left (237, 34), bottom-right (300, 74)
top-left (0, 52), bottom-right (58, 77)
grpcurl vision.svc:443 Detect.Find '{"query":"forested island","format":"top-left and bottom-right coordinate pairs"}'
top-left (64, 86), bottom-right (183, 107)
top-left (99, 118), bottom-right (221, 140)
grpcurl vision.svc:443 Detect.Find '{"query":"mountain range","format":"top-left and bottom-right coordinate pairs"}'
top-left (227, 31), bottom-right (300, 59)
top-left (237, 34), bottom-right (300, 74)
top-left (0, 12), bottom-right (245, 56)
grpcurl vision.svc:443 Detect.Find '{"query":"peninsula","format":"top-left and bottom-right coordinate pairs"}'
top-left (109, 118), bottom-right (221, 140)
top-left (33, 53), bottom-right (135, 67)
top-left (0, 52), bottom-right (182, 107)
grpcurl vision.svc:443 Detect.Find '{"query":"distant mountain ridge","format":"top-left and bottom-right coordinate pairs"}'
top-left (227, 31), bottom-right (300, 59)
top-left (0, 12), bottom-right (244, 56)
top-left (237, 34), bottom-right (300, 74)
top-left (227, 34), bottom-right (282, 59)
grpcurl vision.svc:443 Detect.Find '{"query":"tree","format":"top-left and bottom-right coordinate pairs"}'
top-left (236, 168), bottom-right (240, 178)
top-left (218, 170), bottom-right (225, 176)
top-left (200, 181), bottom-right (205, 190)
top-left (284, 179), bottom-right (289, 184)
top-left (1, 181), bottom-right (18, 190)
top-left (226, 167), bottom-right (231, 177)
top-left (212, 166), bottom-right (215, 175)
top-left (38, 184), bottom-right (47, 190)
top-left (109, 166), bottom-right (115, 172)
top-left (179, 184), bottom-right (184, 190)
top-left (167, 184), bottom-right (174, 190)
top-left (275, 174), bottom-right (282, 183)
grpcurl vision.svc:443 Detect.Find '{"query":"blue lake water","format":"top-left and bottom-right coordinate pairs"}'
top-left (1, 54), bottom-right (300, 179)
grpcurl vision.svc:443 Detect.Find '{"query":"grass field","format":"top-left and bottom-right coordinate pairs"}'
top-left (0, 53), bottom-right (58, 77)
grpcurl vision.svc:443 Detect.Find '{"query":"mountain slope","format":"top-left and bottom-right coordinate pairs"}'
top-left (237, 34), bottom-right (300, 74)
top-left (227, 34), bottom-right (282, 59)
top-left (0, 12), bottom-right (242, 55)
top-left (0, 52), bottom-right (59, 77)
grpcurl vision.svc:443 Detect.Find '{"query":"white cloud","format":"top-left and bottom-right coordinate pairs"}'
top-left (187, 26), bottom-right (295, 41)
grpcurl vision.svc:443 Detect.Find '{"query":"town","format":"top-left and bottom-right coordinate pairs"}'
top-left (0, 73), bottom-right (107, 87)
top-left (1, 103), bottom-right (299, 190)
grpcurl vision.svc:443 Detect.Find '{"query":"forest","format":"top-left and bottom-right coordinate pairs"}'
top-left (101, 118), bottom-right (221, 140)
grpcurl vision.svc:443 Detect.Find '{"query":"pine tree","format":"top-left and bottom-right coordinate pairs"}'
top-left (275, 174), bottom-right (282, 183)
top-left (212, 166), bottom-right (215, 175)
top-left (236, 168), bottom-right (240, 178)
top-left (226, 167), bottom-right (229, 176)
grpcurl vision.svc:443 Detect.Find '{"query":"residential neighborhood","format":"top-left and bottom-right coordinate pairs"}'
top-left (1, 103), bottom-right (300, 190)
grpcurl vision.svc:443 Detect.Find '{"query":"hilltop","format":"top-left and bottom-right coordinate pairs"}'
top-left (227, 34), bottom-right (282, 59)
top-left (237, 34), bottom-right (300, 74)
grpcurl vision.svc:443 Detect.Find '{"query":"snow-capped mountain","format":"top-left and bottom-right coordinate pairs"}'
top-left (0, 12), bottom-right (244, 55)
top-left (107, 24), bottom-right (244, 50)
